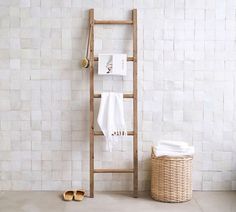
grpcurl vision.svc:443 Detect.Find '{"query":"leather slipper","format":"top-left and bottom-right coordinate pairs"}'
top-left (74, 190), bottom-right (85, 201)
top-left (63, 191), bottom-right (74, 201)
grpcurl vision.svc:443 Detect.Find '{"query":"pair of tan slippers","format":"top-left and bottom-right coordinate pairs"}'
top-left (63, 190), bottom-right (85, 201)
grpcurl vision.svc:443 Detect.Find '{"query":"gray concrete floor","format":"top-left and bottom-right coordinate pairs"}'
top-left (0, 191), bottom-right (235, 212)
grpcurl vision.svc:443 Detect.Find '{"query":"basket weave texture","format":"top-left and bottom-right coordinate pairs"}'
top-left (151, 150), bottom-right (193, 203)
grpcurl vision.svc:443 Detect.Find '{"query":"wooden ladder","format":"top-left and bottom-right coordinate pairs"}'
top-left (89, 8), bottom-right (138, 198)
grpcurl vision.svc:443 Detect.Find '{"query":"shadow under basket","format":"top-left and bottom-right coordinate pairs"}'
top-left (151, 151), bottom-right (193, 203)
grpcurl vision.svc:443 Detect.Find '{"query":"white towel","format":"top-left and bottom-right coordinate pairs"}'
top-left (97, 92), bottom-right (127, 151)
top-left (153, 146), bottom-right (195, 157)
top-left (153, 141), bottom-right (194, 157)
top-left (156, 145), bottom-right (192, 152)
top-left (98, 54), bottom-right (127, 76)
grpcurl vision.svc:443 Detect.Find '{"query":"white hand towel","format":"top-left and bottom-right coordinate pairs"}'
top-left (153, 146), bottom-right (195, 157)
top-left (153, 140), bottom-right (195, 157)
top-left (97, 92), bottom-right (127, 151)
top-left (98, 54), bottom-right (127, 76)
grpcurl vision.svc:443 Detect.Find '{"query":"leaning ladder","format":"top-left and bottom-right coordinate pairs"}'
top-left (89, 9), bottom-right (138, 198)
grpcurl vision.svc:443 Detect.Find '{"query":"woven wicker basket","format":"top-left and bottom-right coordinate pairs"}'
top-left (151, 148), bottom-right (193, 203)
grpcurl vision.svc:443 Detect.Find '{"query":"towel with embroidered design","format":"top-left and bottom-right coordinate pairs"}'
top-left (97, 92), bottom-right (127, 151)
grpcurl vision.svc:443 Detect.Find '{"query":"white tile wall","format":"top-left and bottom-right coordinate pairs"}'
top-left (0, 0), bottom-right (235, 191)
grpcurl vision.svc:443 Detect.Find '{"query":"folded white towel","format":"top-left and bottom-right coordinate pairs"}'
top-left (97, 92), bottom-right (127, 151)
top-left (153, 140), bottom-right (194, 157)
top-left (153, 146), bottom-right (195, 157)
top-left (98, 53), bottom-right (127, 76)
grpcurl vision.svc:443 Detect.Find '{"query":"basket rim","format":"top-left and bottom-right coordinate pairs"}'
top-left (151, 154), bottom-right (193, 161)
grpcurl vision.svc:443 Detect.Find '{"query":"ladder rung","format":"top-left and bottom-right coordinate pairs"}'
top-left (94, 93), bottom-right (134, 98)
top-left (94, 168), bottom-right (134, 173)
top-left (94, 20), bottom-right (133, 25)
top-left (94, 57), bottom-right (134, 62)
top-left (94, 131), bottom-right (134, 136)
